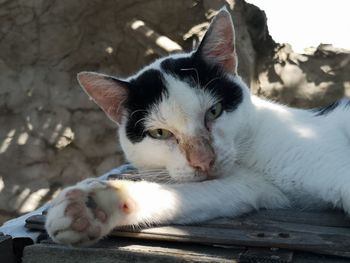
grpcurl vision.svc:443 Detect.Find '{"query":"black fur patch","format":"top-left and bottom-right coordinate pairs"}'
top-left (313, 100), bottom-right (340, 116)
top-left (124, 69), bottom-right (168, 143)
top-left (160, 53), bottom-right (243, 112)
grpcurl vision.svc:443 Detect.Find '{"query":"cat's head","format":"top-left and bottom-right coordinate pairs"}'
top-left (77, 8), bottom-right (253, 182)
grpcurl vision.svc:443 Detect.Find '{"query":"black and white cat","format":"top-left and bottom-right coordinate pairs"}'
top-left (45, 8), bottom-right (350, 246)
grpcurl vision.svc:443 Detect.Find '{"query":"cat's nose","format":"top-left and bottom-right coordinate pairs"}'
top-left (188, 149), bottom-right (215, 173)
top-left (191, 158), bottom-right (215, 173)
top-left (180, 136), bottom-right (215, 174)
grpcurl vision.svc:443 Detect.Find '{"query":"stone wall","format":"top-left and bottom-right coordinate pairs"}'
top-left (255, 44), bottom-right (350, 108)
top-left (0, 0), bottom-right (349, 223)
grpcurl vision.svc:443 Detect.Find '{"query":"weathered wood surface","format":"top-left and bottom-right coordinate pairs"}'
top-left (23, 236), bottom-right (350, 263)
top-left (111, 209), bottom-right (350, 259)
top-left (23, 208), bottom-right (350, 261)
top-left (23, 239), bottom-right (242, 263)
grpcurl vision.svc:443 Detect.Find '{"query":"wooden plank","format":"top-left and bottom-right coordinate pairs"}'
top-left (112, 222), bottom-right (350, 259)
top-left (23, 238), bottom-right (350, 263)
top-left (239, 209), bottom-right (350, 227)
top-left (198, 218), bottom-right (350, 237)
top-left (25, 209), bottom-right (350, 258)
top-left (23, 239), bottom-right (242, 263)
top-left (239, 248), bottom-right (294, 263)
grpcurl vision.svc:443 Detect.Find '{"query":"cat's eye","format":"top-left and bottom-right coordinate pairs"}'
top-left (205, 102), bottom-right (223, 122)
top-left (148, 128), bottom-right (173, 140)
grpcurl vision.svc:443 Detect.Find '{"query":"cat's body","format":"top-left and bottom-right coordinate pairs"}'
top-left (241, 95), bottom-right (350, 209)
top-left (45, 8), bottom-right (350, 246)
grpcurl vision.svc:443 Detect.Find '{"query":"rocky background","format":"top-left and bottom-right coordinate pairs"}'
top-left (0, 0), bottom-right (349, 223)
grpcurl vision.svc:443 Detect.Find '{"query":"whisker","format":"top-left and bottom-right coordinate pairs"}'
top-left (136, 171), bottom-right (169, 175)
top-left (130, 109), bottom-right (148, 117)
top-left (117, 167), bottom-right (212, 184)
top-left (180, 68), bottom-right (200, 87)
top-left (118, 168), bottom-right (174, 183)
top-left (136, 168), bottom-right (167, 172)
top-left (190, 76), bottom-right (198, 88)
top-left (136, 171), bottom-right (170, 176)
top-left (133, 170), bottom-right (167, 174)
top-left (134, 117), bottom-right (148, 128)
top-left (204, 77), bottom-right (220, 90)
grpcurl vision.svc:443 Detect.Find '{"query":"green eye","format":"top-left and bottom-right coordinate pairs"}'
top-left (205, 102), bottom-right (223, 122)
top-left (148, 129), bottom-right (173, 140)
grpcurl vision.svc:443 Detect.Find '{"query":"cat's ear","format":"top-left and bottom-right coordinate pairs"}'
top-left (77, 72), bottom-right (128, 124)
top-left (196, 7), bottom-right (237, 74)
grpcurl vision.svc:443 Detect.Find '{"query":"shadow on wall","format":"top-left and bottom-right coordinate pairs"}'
top-left (254, 44), bottom-right (350, 108)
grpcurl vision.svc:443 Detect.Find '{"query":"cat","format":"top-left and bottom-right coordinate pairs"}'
top-left (45, 7), bottom-right (350, 246)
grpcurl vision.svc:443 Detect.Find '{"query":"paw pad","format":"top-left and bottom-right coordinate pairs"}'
top-left (72, 217), bottom-right (90, 232)
top-left (46, 187), bottom-right (111, 246)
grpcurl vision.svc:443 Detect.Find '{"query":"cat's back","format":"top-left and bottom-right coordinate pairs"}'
top-left (252, 96), bottom-right (350, 136)
top-left (311, 98), bottom-right (350, 140)
top-left (312, 98), bottom-right (350, 118)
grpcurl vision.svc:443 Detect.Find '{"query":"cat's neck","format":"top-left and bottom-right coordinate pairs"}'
top-left (240, 95), bottom-right (313, 170)
top-left (250, 95), bottom-right (311, 137)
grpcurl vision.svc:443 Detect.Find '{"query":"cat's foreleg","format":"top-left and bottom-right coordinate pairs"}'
top-left (45, 174), bottom-right (289, 246)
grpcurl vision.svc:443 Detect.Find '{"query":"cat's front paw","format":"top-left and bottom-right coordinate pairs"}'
top-left (45, 180), bottom-right (135, 246)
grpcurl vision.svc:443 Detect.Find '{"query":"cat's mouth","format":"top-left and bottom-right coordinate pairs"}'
top-left (187, 170), bottom-right (220, 182)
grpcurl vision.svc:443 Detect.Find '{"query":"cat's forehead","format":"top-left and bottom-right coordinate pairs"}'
top-left (129, 54), bottom-right (218, 131)
top-left (145, 73), bottom-right (217, 133)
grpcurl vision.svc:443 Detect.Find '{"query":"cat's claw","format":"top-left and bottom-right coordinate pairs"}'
top-left (45, 179), bottom-right (130, 246)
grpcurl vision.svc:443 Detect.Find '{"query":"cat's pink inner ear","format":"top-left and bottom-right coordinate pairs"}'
top-left (77, 72), bottom-right (128, 124)
top-left (198, 8), bottom-right (237, 74)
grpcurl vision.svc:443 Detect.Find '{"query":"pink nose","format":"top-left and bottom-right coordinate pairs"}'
top-left (180, 136), bottom-right (215, 174)
top-left (188, 150), bottom-right (215, 173)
